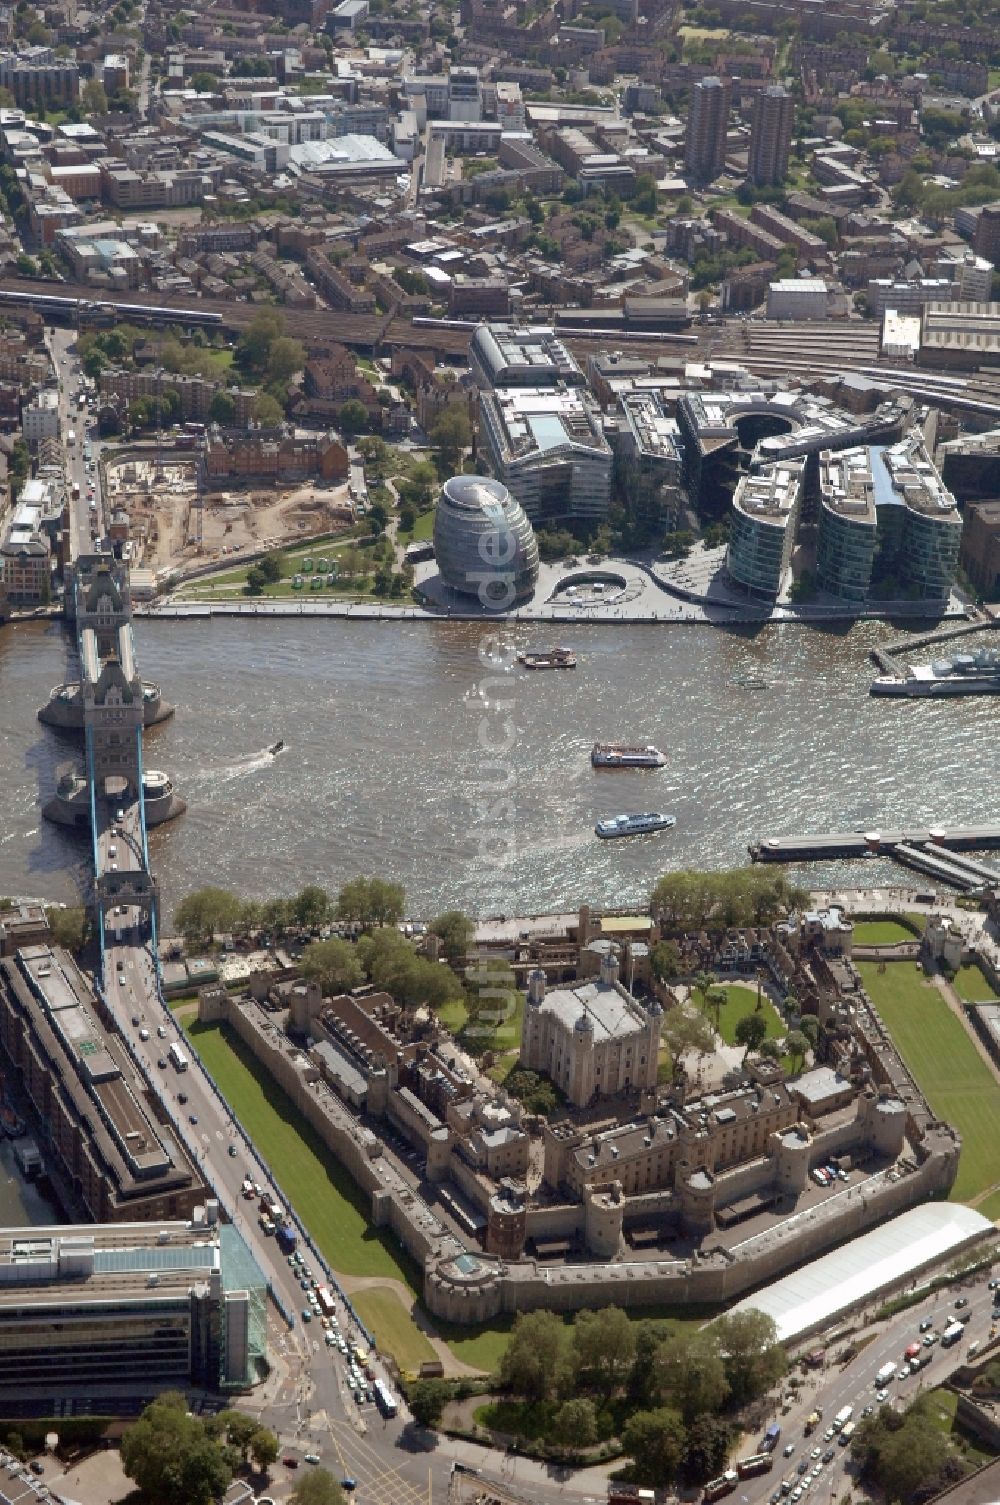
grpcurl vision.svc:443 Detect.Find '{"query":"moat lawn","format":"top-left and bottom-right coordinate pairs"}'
top-left (856, 962), bottom-right (1000, 1204)
top-left (954, 963), bottom-right (1000, 1004)
top-left (852, 918), bottom-right (921, 946)
top-left (185, 1018), bottom-right (420, 1288)
top-left (350, 1287), bottom-right (436, 1374)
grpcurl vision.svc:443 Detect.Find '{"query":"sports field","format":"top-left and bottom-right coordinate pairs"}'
top-left (856, 962), bottom-right (1000, 1204)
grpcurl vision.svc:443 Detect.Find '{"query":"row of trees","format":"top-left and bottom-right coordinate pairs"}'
top-left (173, 877), bottom-right (408, 946)
top-left (489, 1306), bottom-right (785, 1485)
top-left (650, 867), bottom-right (807, 933)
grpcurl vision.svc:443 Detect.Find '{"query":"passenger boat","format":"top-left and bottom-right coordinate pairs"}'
top-left (592, 743), bottom-right (666, 768)
top-left (517, 647), bottom-right (577, 670)
top-left (595, 812), bottom-right (676, 840)
top-left (269, 739), bottom-right (285, 755)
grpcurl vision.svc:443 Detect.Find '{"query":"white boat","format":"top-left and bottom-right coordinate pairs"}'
top-left (871, 649), bottom-right (1000, 698)
top-left (595, 812), bottom-right (676, 839)
top-left (592, 743), bottom-right (666, 768)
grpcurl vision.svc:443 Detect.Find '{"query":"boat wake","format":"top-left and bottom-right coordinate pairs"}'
top-left (207, 746), bottom-right (287, 783)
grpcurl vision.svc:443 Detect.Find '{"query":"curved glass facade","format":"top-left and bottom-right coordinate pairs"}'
top-left (433, 475), bottom-right (539, 607)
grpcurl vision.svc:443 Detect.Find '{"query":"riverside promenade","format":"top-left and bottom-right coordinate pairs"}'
top-left (139, 552), bottom-right (974, 628)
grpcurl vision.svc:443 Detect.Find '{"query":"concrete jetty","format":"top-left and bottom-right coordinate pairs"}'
top-left (750, 824), bottom-right (1000, 882)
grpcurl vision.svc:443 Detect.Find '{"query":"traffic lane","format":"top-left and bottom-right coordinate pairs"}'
top-left (740, 1282), bottom-right (1000, 1502)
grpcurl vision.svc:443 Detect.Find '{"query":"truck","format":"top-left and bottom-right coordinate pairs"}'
top-left (67, 428), bottom-right (76, 446)
top-left (875, 1361), bottom-right (898, 1386)
top-left (941, 1321), bottom-right (965, 1348)
top-left (833, 1405), bottom-right (853, 1432)
top-left (761, 1424), bottom-right (781, 1453)
top-left (317, 1285), bottom-right (336, 1318)
top-left (275, 1220), bottom-right (298, 1255)
top-left (701, 1472), bottom-right (738, 1503)
top-left (804, 1410), bottom-right (822, 1435)
top-left (838, 1422), bottom-right (857, 1446)
top-left (736, 1454), bottom-right (773, 1479)
top-left (608, 1489), bottom-right (654, 1505)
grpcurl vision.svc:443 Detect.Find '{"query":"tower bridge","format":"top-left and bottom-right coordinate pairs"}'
top-left (41, 553), bottom-right (184, 958)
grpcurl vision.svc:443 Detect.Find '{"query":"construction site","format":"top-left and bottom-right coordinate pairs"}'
top-left (102, 451), bottom-right (354, 577)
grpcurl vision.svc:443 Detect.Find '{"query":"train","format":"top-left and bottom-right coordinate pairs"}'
top-left (0, 286), bottom-right (224, 328)
top-left (408, 314), bottom-right (699, 346)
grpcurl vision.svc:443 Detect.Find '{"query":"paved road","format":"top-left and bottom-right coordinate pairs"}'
top-left (46, 326), bottom-right (102, 557)
top-left (734, 1276), bottom-right (998, 1505)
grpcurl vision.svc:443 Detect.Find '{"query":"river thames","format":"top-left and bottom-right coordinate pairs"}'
top-left (1, 614), bottom-right (997, 924)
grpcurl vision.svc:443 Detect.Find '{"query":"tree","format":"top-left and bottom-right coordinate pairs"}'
top-left (621, 1407), bottom-right (687, 1487)
top-left (290, 1469), bottom-right (347, 1505)
top-left (190, 71), bottom-right (220, 93)
top-left (573, 1306), bottom-right (637, 1398)
top-left (294, 884), bottom-right (332, 929)
top-left (679, 1413), bottom-right (733, 1487)
top-left (660, 1006), bottom-right (715, 1073)
top-left (429, 405), bottom-right (471, 470)
top-left (120, 1391), bottom-right (233, 1505)
top-left (759, 1038), bottom-right (782, 1063)
top-left (652, 868), bottom-right (806, 932)
top-left (254, 391), bottom-right (284, 427)
top-left (550, 1396), bottom-right (597, 1454)
top-left (210, 390), bottom-right (236, 424)
top-left (249, 1427), bottom-right (279, 1472)
top-left (498, 1310), bottom-right (573, 1403)
top-left (174, 886), bottom-right (243, 945)
top-left (798, 1013), bottom-right (819, 1051)
top-left (268, 335), bottom-right (305, 384)
top-left (735, 1011), bottom-right (768, 1062)
top-left (300, 937), bottom-right (364, 995)
top-left (650, 939), bottom-right (681, 982)
top-left (627, 1319), bottom-right (670, 1408)
top-left (785, 1029), bottom-right (809, 1071)
top-left (239, 308), bottom-right (284, 373)
top-left (714, 1309), bottom-right (785, 1407)
top-left (336, 876), bottom-right (405, 928)
top-left (217, 1409), bottom-right (258, 1460)
top-left (83, 347), bottom-right (106, 380)
top-left (339, 399), bottom-right (369, 435)
top-left (655, 1330), bottom-right (729, 1423)
top-left (429, 909), bottom-right (474, 964)
top-left (81, 79), bottom-right (108, 114)
top-left (502, 1066), bottom-right (558, 1116)
top-left (259, 552), bottom-right (282, 584)
top-left (46, 905), bottom-right (86, 951)
top-left (407, 1379), bottom-right (449, 1429)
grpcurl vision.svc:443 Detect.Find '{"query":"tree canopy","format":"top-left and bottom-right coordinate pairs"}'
top-left (651, 868), bottom-right (806, 932)
top-left (174, 886), bottom-right (243, 945)
top-left (429, 909), bottom-right (475, 963)
top-left (120, 1391), bottom-right (234, 1505)
top-left (300, 937), bottom-right (364, 995)
top-left (336, 876), bottom-right (405, 928)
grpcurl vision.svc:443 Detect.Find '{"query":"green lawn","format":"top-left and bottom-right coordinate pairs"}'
top-left (167, 992), bottom-right (199, 1011)
top-left (954, 964), bottom-right (999, 1004)
top-left (711, 983), bottom-right (785, 1047)
top-left (856, 963), bottom-right (1000, 1204)
top-left (185, 1019), bottom-right (419, 1288)
top-left (852, 920), bottom-right (920, 945)
top-left (397, 507), bottom-right (435, 546)
top-left (976, 1188), bottom-right (1000, 1222)
top-left (177, 528), bottom-right (365, 598)
top-left (351, 1287), bottom-right (436, 1374)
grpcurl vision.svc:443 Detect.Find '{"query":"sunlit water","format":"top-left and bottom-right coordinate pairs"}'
top-left (2, 615), bottom-right (996, 926)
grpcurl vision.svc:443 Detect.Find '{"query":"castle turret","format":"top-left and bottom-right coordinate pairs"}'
top-left (584, 1179), bottom-right (625, 1257)
top-left (600, 947), bottom-right (620, 987)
